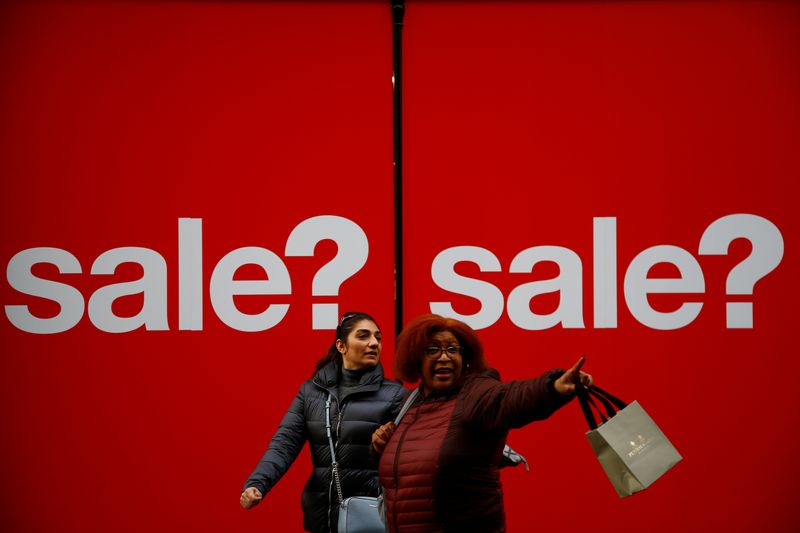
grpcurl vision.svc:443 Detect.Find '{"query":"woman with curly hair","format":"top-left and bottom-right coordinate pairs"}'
top-left (372, 314), bottom-right (593, 533)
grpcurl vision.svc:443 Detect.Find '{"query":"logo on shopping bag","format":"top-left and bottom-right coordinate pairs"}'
top-left (627, 434), bottom-right (654, 458)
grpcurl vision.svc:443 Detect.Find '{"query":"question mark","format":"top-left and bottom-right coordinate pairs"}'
top-left (698, 214), bottom-right (784, 328)
top-left (285, 215), bottom-right (369, 329)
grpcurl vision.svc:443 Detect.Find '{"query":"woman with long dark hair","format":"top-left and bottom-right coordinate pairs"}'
top-left (240, 312), bottom-right (405, 533)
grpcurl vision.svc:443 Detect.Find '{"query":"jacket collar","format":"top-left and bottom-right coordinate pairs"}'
top-left (312, 359), bottom-right (385, 392)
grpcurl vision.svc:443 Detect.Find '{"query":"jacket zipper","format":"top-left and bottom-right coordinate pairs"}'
top-left (336, 401), bottom-right (346, 443)
top-left (315, 375), bottom-right (367, 532)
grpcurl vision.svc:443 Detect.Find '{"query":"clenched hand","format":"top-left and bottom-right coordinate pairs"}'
top-left (240, 487), bottom-right (263, 510)
top-left (372, 421), bottom-right (396, 455)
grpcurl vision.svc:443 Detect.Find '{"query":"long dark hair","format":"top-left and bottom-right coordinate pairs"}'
top-left (313, 311), bottom-right (379, 373)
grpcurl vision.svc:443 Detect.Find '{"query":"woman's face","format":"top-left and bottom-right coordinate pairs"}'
top-left (337, 319), bottom-right (382, 370)
top-left (421, 330), bottom-right (463, 395)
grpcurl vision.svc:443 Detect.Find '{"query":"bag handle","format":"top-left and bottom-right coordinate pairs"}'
top-left (576, 385), bottom-right (629, 430)
top-left (589, 385), bottom-right (628, 411)
top-left (576, 383), bottom-right (598, 430)
top-left (577, 385), bottom-right (608, 430)
top-left (588, 392), bottom-right (611, 425)
top-left (586, 388), bottom-right (617, 421)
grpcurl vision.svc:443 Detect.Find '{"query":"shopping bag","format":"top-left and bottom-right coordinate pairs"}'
top-left (577, 385), bottom-right (682, 498)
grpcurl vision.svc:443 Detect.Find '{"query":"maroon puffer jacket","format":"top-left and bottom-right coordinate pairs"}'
top-left (378, 368), bottom-right (570, 533)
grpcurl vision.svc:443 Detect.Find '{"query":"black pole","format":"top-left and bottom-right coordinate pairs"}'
top-left (391, 0), bottom-right (405, 338)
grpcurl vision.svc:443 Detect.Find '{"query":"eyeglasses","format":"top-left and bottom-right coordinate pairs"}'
top-left (424, 345), bottom-right (463, 359)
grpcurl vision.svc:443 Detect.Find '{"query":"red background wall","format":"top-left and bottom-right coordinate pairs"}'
top-left (1, 1), bottom-right (798, 532)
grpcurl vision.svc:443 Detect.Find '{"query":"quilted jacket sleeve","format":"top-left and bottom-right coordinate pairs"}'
top-left (242, 385), bottom-right (308, 495)
top-left (460, 369), bottom-right (573, 431)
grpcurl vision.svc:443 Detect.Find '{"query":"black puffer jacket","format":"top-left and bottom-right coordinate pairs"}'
top-left (244, 361), bottom-right (406, 533)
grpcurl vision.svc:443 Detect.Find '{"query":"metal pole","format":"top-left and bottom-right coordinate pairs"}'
top-left (391, 0), bottom-right (405, 338)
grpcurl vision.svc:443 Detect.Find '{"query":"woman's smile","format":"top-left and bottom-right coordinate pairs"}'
top-left (421, 330), bottom-right (464, 395)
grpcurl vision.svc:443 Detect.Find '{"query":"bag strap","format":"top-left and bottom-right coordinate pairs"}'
top-left (588, 393), bottom-right (611, 424)
top-left (576, 384), bottom-right (629, 430)
top-left (576, 383), bottom-right (600, 430)
top-left (586, 389), bottom-right (616, 421)
top-left (393, 388), bottom-right (420, 425)
top-left (327, 388), bottom-right (420, 506)
top-left (325, 392), bottom-right (344, 504)
top-left (589, 385), bottom-right (628, 410)
top-left (329, 388), bottom-right (423, 505)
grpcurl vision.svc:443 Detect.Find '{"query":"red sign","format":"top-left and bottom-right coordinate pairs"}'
top-left (1, 1), bottom-right (797, 532)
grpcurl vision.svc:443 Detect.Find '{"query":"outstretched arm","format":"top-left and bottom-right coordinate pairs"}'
top-left (240, 387), bottom-right (308, 509)
top-left (462, 357), bottom-right (594, 431)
